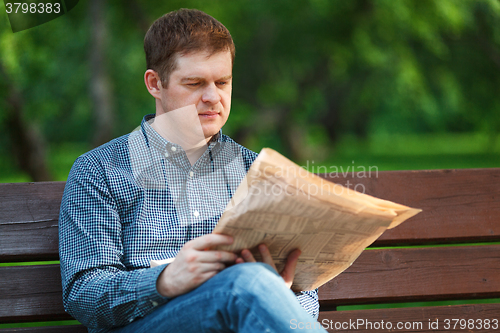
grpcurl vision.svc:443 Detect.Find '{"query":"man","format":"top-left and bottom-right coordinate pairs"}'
top-left (59, 9), bottom-right (325, 332)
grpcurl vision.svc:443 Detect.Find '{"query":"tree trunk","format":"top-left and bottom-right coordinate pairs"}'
top-left (89, 0), bottom-right (114, 147)
top-left (0, 62), bottom-right (52, 181)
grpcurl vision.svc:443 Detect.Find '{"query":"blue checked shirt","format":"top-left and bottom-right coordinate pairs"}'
top-left (59, 114), bottom-right (319, 331)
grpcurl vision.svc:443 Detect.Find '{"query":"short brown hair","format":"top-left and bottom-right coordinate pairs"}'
top-left (144, 9), bottom-right (235, 86)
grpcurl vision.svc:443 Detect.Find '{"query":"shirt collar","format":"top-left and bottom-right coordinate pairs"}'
top-left (140, 114), bottom-right (223, 160)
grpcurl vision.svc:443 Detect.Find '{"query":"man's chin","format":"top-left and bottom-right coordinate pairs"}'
top-left (203, 132), bottom-right (219, 141)
top-left (201, 124), bottom-right (224, 140)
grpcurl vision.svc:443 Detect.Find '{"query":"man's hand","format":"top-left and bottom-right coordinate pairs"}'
top-left (236, 244), bottom-right (301, 289)
top-left (156, 234), bottom-right (237, 298)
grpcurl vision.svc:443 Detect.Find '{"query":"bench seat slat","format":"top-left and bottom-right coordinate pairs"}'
top-left (318, 303), bottom-right (500, 332)
top-left (319, 244), bottom-right (500, 306)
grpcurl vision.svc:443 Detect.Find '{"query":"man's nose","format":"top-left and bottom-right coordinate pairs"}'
top-left (201, 83), bottom-right (221, 104)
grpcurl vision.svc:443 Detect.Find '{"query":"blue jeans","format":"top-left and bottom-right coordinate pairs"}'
top-left (112, 262), bottom-right (326, 333)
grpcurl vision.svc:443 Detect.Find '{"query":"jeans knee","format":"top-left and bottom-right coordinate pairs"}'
top-left (232, 262), bottom-right (277, 277)
top-left (221, 263), bottom-right (291, 299)
top-left (228, 262), bottom-right (277, 283)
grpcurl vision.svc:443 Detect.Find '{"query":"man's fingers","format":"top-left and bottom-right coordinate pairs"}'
top-left (240, 249), bottom-right (256, 262)
top-left (192, 261), bottom-right (227, 274)
top-left (287, 248), bottom-right (301, 263)
top-left (258, 244), bottom-right (277, 270)
top-left (235, 257), bottom-right (245, 264)
top-left (195, 250), bottom-right (238, 263)
top-left (188, 233), bottom-right (234, 250)
top-left (280, 248), bottom-right (301, 284)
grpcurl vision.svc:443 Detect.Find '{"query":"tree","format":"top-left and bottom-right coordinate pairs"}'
top-left (89, 0), bottom-right (114, 147)
top-left (0, 60), bottom-right (52, 181)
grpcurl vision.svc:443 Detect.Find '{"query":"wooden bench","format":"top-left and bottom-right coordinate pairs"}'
top-left (1, 169), bottom-right (499, 332)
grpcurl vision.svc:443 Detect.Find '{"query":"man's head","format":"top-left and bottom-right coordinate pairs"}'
top-left (144, 9), bottom-right (234, 142)
top-left (144, 8), bottom-right (235, 87)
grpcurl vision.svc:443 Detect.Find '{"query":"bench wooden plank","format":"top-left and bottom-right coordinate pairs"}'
top-left (0, 326), bottom-right (86, 333)
top-left (321, 168), bottom-right (500, 246)
top-left (0, 182), bottom-right (64, 262)
top-left (318, 303), bottom-right (500, 332)
top-left (0, 265), bottom-right (71, 323)
top-left (318, 244), bottom-right (500, 306)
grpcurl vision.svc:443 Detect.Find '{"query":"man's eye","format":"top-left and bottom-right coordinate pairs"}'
top-left (188, 83), bottom-right (200, 86)
top-left (217, 81), bottom-right (228, 86)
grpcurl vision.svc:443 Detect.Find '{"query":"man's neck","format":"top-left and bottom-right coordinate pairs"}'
top-left (151, 120), bottom-right (211, 166)
top-left (184, 143), bottom-right (209, 166)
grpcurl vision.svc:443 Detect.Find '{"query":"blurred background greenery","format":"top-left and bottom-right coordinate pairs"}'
top-left (1, 0), bottom-right (499, 183)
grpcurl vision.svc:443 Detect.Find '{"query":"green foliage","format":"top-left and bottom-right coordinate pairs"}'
top-left (1, 0), bottom-right (499, 181)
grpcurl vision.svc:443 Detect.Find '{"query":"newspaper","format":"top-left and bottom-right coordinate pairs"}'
top-left (212, 148), bottom-right (422, 291)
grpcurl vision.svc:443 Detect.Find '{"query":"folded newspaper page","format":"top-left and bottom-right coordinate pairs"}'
top-left (212, 148), bottom-right (422, 291)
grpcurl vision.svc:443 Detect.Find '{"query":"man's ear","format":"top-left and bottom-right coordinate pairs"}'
top-left (144, 69), bottom-right (162, 99)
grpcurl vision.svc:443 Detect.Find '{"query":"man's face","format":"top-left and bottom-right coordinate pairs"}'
top-left (158, 50), bottom-right (232, 140)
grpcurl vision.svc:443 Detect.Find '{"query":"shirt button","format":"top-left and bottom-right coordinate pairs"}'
top-left (193, 210), bottom-right (200, 217)
top-left (189, 171), bottom-right (194, 177)
top-left (171, 146), bottom-right (177, 152)
top-left (151, 301), bottom-right (158, 307)
top-left (164, 152), bottom-right (169, 158)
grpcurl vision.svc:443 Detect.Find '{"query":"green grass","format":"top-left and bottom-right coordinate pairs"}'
top-left (0, 320), bottom-right (81, 329)
top-left (0, 261), bottom-right (59, 267)
top-left (48, 142), bottom-right (90, 181)
top-left (0, 133), bottom-right (499, 183)
top-left (0, 142), bottom-right (88, 183)
top-left (307, 132), bottom-right (500, 172)
top-left (338, 132), bottom-right (500, 156)
top-left (337, 298), bottom-right (500, 311)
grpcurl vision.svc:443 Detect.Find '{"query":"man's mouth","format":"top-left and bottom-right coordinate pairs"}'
top-left (198, 111), bottom-right (219, 118)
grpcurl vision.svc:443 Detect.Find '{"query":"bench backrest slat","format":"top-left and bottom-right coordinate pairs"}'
top-left (0, 182), bottom-right (64, 262)
top-left (321, 168), bottom-right (500, 246)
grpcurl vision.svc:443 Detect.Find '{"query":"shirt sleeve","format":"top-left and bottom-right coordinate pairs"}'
top-left (295, 289), bottom-right (320, 319)
top-left (59, 155), bottom-right (170, 329)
